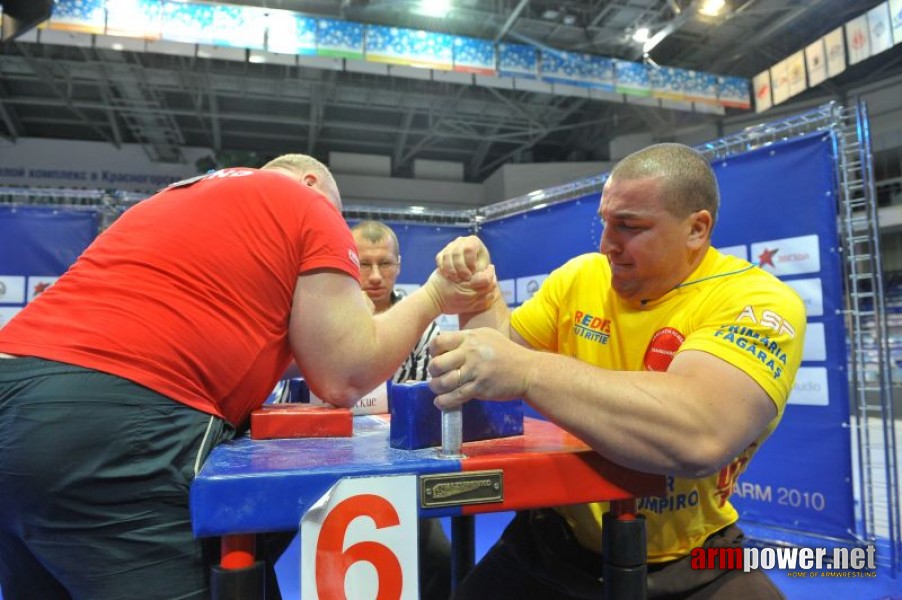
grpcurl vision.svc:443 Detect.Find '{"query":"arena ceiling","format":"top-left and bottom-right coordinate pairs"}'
top-left (0, 0), bottom-right (900, 182)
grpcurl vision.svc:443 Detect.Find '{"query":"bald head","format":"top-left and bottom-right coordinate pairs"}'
top-left (610, 143), bottom-right (719, 231)
top-left (262, 154), bottom-right (342, 210)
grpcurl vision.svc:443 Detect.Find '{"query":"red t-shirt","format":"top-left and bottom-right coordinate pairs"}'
top-left (0, 168), bottom-right (360, 426)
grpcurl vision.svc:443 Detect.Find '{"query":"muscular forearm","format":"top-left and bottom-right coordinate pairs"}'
top-left (291, 272), bottom-right (444, 406)
top-left (430, 327), bottom-right (778, 477)
top-left (324, 287), bottom-right (442, 403)
top-left (520, 352), bottom-right (759, 478)
top-left (459, 291), bottom-right (511, 333)
top-left (299, 263), bottom-right (500, 405)
top-left (370, 287), bottom-right (443, 375)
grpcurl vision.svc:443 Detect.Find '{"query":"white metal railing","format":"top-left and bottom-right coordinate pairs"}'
top-left (832, 101), bottom-right (900, 574)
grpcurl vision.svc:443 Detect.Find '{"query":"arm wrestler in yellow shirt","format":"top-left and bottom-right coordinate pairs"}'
top-left (428, 143), bottom-right (805, 600)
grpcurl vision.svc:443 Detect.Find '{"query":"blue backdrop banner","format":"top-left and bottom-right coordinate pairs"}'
top-left (0, 206), bottom-right (98, 327)
top-left (480, 193), bottom-right (602, 305)
top-left (711, 133), bottom-right (852, 539)
top-left (391, 223), bottom-right (471, 284)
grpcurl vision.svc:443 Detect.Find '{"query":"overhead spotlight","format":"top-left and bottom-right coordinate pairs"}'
top-left (632, 27), bottom-right (650, 43)
top-left (415, 0), bottom-right (452, 18)
top-left (699, 0), bottom-right (727, 17)
top-left (408, 205), bottom-right (426, 213)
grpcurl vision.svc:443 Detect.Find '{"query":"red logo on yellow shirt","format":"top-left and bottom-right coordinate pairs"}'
top-left (644, 327), bottom-right (685, 371)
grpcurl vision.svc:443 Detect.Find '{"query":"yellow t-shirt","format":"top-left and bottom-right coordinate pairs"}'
top-left (510, 247), bottom-right (806, 562)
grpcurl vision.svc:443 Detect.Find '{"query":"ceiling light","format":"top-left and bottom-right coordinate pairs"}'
top-left (632, 27), bottom-right (650, 43)
top-left (528, 189), bottom-right (545, 198)
top-left (409, 205), bottom-right (425, 213)
top-left (542, 10), bottom-right (560, 20)
top-left (415, 0), bottom-right (452, 18)
top-left (531, 203), bottom-right (548, 210)
top-left (699, 0), bottom-right (726, 17)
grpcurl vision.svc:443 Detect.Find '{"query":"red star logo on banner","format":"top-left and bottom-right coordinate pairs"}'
top-left (758, 247), bottom-right (779, 268)
top-left (33, 282), bottom-right (50, 296)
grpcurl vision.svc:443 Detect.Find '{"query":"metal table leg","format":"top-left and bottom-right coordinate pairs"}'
top-left (211, 534), bottom-right (266, 600)
top-left (602, 499), bottom-right (647, 600)
top-left (450, 515), bottom-right (476, 591)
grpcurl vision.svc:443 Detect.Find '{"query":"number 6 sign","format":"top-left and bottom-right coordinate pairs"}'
top-left (301, 475), bottom-right (420, 600)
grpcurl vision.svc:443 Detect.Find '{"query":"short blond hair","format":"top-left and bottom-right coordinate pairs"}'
top-left (351, 220), bottom-right (400, 256)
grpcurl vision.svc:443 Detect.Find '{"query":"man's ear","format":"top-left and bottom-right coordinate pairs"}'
top-left (302, 173), bottom-right (318, 188)
top-left (688, 210), bottom-right (713, 248)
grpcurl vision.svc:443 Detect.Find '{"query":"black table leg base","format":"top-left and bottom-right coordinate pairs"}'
top-left (211, 561), bottom-right (266, 600)
top-left (603, 563), bottom-right (647, 600)
top-left (602, 511), bottom-right (648, 600)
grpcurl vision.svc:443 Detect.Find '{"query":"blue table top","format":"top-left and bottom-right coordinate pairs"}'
top-left (191, 415), bottom-right (664, 537)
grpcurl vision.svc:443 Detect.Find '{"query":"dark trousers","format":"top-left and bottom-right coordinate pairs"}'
top-left (453, 509), bottom-right (785, 600)
top-left (0, 357), bottom-right (234, 600)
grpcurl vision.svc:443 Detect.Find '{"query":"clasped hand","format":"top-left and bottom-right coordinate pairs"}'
top-left (435, 235), bottom-right (490, 284)
top-left (423, 264), bottom-right (498, 315)
top-left (423, 235), bottom-right (498, 315)
top-left (427, 235), bottom-right (532, 408)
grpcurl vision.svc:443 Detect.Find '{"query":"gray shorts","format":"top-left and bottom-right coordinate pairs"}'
top-left (0, 357), bottom-right (233, 600)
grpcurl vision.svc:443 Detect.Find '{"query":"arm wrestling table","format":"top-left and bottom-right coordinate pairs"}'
top-left (191, 415), bottom-right (665, 599)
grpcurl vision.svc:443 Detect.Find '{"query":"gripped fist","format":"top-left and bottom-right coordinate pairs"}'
top-left (426, 328), bottom-right (531, 409)
top-left (423, 264), bottom-right (498, 315)
top-left (435, 236), bottom-right (491, 284)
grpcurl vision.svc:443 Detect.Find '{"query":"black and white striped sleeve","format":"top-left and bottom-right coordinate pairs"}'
top-left (392, 319), bottom-right (441, 383)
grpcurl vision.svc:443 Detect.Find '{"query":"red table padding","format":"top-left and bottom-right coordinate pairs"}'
top-left (250, 405), bottom-right (353, 440)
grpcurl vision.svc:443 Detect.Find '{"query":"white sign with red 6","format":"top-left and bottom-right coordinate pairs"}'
top-left (301, 475), bottom-right (419, 600)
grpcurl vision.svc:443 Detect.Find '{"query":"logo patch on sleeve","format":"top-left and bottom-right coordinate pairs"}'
top-left (644, 327), bottom-right (685, 371)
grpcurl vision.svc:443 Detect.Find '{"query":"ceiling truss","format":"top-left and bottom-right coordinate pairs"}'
top-left (0, 0), bottom-right (897, 182)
